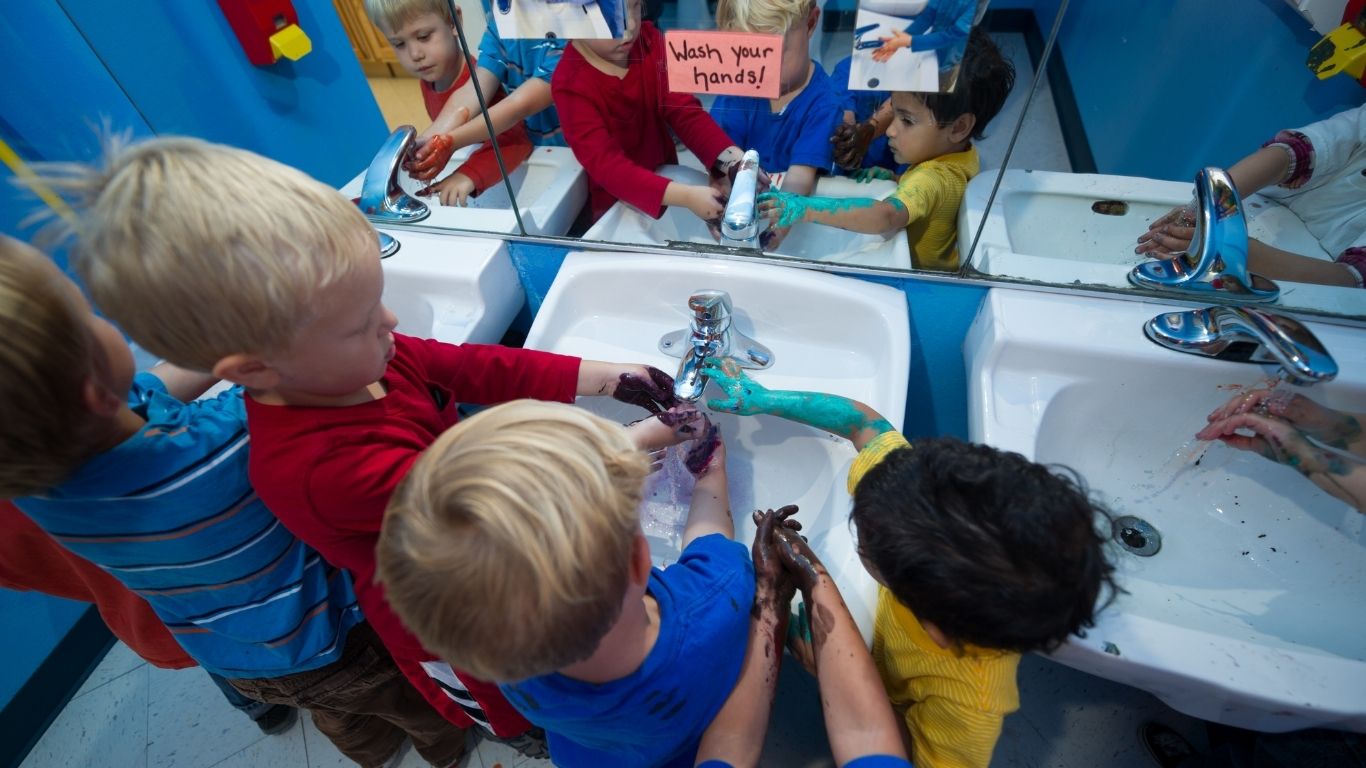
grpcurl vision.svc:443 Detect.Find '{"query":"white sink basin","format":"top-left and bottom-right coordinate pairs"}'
top-left (525, 252), bottom-right (911, 640)
top-left (967, 288), bottom-right (1366, 733)
top-left (583, 165), bottom-right (912, 270)
top-left (961, 170), bottom-right (1366, 316)
top-left (379, 229), bottom-right (524, 345)
top-left (343, 145), bottom-right (587, 236)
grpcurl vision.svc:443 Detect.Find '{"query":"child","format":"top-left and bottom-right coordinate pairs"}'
top-left (364, 0), bottom-right (532, 207)
top-left (758, 27), bottom-right (1013, 271)
top-left (39, 135), bottom-right (680, 757)
top-left (710, 0), bottom-right (845, 247)
top-left (377, 400), bottom-right (752, 768)
top-left (0, 236), bottom-right (465, 767)
top-left (702, 358), bottom-right (1117, 768)
top-left (551, 0), bottom-right (745, 223)
top-left (828, 55), bottom-right (901, 174)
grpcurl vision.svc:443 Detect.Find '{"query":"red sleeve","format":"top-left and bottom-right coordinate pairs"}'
top-left (406, 335), bottom-right (581, 405)
top-left (653, 45), bottom-right (735, 169)
top-left (455, 90), bottom-right (535, 192)
top-left (553, 53), bottom-right (674, 217)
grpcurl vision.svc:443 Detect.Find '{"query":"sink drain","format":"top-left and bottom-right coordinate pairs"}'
top-left (1113, 516), bottom-right (1161, 557)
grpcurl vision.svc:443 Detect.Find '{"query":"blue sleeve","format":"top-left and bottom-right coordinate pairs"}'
top-left (909, 0), bottom-right (974, 52)
top-left (528, 39), bottom-right (567, 81)
top-left (128, 371), bottom-right (169, 408)
top-left (671, 533), bottom-right (755, 611)
top-left (844, 757), bottom-right (913, 768)
top-left (477, 29), bottom-right (510, 82)
top-left (905, 4), bottom-right (936, 36)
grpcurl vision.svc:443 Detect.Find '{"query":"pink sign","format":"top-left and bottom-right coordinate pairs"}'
top-left (664, 30), bottom-right (784, 99)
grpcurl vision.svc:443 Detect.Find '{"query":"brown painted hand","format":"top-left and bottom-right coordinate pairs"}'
top-left (831, 120), bottom-right (875, 171)
top-left (751, 506), bottom-right (801, 609)
top-left (773, 523), bottom-right (825, 594)
top-left (613, 366), bottom-right (679, 414)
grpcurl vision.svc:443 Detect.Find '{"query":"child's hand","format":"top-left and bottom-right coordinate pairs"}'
top-left (611, 365), bottom-right (679, 413)
top-left (757, 190), bottom-right (810, 230)
top-left (872, 31), bottom-right (912, 63)
top-left (703, 358), bottom-right (770, 415)
top-left (831, 120), bottom-right (875, 171)
top-left (852, 167), bottom-right (897, 183)
top-left (685, 422), bottom-right (724, 477)
top-left (761, 224), bottom-right (792, 251)
top-left (626, 406), bottom-right (710, 451)
top-left (773, 524), bottom-right (826, 594)
top-left (680, 184), bottom-right (727, 222)
top-left (406, 133), bottom-right (457, 182)
top-left (424, 173), bottom-right (477, 207)
top-left (752, 506), bottom-right (801, 607)
top-left (1206, 389), bottom-right (1363, 453)
top-left (1134, 203), bottom-right (1197, 257)
top-left (1195, 410), bottom-right (1366, 510)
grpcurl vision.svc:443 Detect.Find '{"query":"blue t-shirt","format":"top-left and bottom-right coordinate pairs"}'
top-left (15, 373), bottom-right (363, 679)
top-left (709, 62), bottom-right (842, 175)
top-left (478, 0), bottom-right (568, 146)
top-left (828, 56), bottom-right (902, 174)
top-left (698, 757), bottom-right (911, 768)
top-left (502, 534), bottom-right (755, 768)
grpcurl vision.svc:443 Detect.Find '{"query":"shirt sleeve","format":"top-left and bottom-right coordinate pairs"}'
top-left (847, 430), bottom-right (911, 495)
top-left (660, 77), bottom-right (736, 171)
top-left (128, 371), bottom-right (170, 407)
top-left (477, 30), bottom-right (510, 82)
top-left (454, 87), bottom-right (534, 192)
top-left (408, 336), bottom-right (581, 405)
top-left (909, 0), bottom-right (975, 53)
top-left (888, 164), bottom-right (949, 226)
top-left (668, 533), bottom-right (756, 612)
top-left (901, 696), bottom-right (1003, 768)
top-left (1282, 103), bottom-right (1366, 188)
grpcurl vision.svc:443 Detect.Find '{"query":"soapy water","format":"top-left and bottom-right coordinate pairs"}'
top-left (639, 432), bottom-right (753, 565)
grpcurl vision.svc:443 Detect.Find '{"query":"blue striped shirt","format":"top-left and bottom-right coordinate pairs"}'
top-left (15, 373), bottom-right (363, 679)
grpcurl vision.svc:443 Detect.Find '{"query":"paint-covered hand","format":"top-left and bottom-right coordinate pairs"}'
top-left (626, 405), bottom-right (710, 451)
top-left (424, 172), bottom-right (477, 207)
top-left (612, 366), bottom-right (680, 414)
top-left (757, 190), bottom-right (811, 230)
top-left (872, 30), bottom-right (912, 63)
top-left (680, 184), bottom-right (727, 222)
top-left (406, 133), bottom-right (457, 182)
top-left (703, 358), bottom-right (772, 416)
top-left (1134, 202), bottom-right (1196, 257)
top-left (1207, 389), bottom-right (1364, 453)
top-left (852, 167), bottom-right (897, 183)
top-left (831, 120), bottom-right (876, 171)
top-left (773, 524), bottom-right (825, 594)
top-left (685, 421), bottom-right (725, 477)
top-left (1196, 410), bottom-right (1366, 510)
top-left (752, 506), bottom-right (801, 609)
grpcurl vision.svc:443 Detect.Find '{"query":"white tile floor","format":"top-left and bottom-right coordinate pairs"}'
top-left (22, 639), bottom-right (1205, 767)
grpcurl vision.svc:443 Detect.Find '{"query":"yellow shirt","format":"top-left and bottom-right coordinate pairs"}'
top-left (849, 430), bottom-right (1021, 768)
top-left (887, 146), bottom-right (980, 272)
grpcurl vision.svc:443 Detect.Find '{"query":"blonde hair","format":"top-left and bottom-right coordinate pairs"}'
top-left (0, 237), bottom-right (103, 497)
top-left (363, 0), bottom-right (453, 33)
top-left (716, 0), bottom-right (814, 34)
top-left (28, 135), bottom-right (375, 371)
top-left (377, 400), bottom-right (649, 681)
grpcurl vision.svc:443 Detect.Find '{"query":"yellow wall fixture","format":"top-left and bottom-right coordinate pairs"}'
top-left (0, 137), bottom-right (76, 225)
top-left (269, 24), bottom-right (313, 62)
top-left (1308, 21), bottom-right (1366, 83)
top-left (218, 0), bottom-right (314, 65)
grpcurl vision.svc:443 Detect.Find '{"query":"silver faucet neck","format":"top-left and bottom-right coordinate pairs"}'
top-left (358, 125), bottom-right (430, 225)
top-left (720, 150), bottom-right (762, 247)
top-left (1143, 305), bottom-right (1337, 386)
top-left (659, 288), bottom-right (774, 401)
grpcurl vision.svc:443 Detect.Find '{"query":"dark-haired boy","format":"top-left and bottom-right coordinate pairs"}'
top-left (702, 358), bottom-right (1117, 768)
top-left (757, 27), bottom-right (1014, 271)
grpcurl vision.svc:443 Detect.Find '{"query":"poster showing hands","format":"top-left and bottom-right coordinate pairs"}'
top-left (850, 0), bottom-right (989, 92)
top-left (491, 0), bottom-right (627, 40)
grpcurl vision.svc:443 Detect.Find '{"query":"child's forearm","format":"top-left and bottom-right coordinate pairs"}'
top-left (1228, 145), bottom-right (1294, 197)
top-left (577, 361), bottom-right (635, 397)
top-left (425, 70), bottom-right (495, 138)
top-left (755, 391), bottom-right (893, 450)
top-left (806, 197), bottom-right (907, 234)
top-left (1248, 239), bottom-right (1360, 287)
top-left (447, 73), bottom-right (551, 147)
top-left (148, 363), bottom-right (220, 403)
top-left (694, 593), bottom-right (786, 767)
top-left (683, 468), bottom-right (732, 546)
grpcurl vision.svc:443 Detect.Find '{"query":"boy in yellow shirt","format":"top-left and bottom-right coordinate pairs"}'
top-left (703, 359), bottom-right (1118, 768)
top-left (756, 28), bottom-right (1014, 271)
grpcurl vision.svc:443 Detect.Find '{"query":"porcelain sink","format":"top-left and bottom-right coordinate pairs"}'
top-left (960, 170), bottom-right (1366, 316)
top-left (378, 229), bottom-right (524, 345)
top-left (525, 251), bottom-right (911, 640)
top-left (583, 165), bottom-right (912, 269)
top-left (342, 145), bottom-right (587, 236)
top-left (967, 288), bottom-right (1366, 732)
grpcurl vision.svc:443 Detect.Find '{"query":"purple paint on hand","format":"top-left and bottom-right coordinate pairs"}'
top-left (685, 421), bottom-right (721, 476)
top-left (614, 367), bottom-right (679, 414)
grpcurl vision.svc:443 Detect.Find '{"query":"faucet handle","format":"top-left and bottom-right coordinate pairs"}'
top-left (688, 289), bottom-right (733, 325)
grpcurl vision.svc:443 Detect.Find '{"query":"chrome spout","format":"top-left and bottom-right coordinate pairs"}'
top-left (1143, 305), bottom-right (1337, 386)
top-left (720, 150), bottom-right (762, 247)
top-left (659, 289), bottom-right (774, 401)
top-left (358, 125), bottom-right (430, 225)
top-left (1128, 167), bottom-right (1279, 302)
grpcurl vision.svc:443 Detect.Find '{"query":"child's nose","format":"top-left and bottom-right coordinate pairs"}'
top-left (380, 306), bottom-right (399, 331)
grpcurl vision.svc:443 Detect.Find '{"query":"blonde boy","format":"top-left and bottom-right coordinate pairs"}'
top-left (40, 135), bottom-right (672, 756)
top-left (378, 400), bottom-right (754, 768)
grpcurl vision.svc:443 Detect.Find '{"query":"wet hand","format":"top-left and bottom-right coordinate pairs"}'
top-left (681, 184), bottom-right (726, 222)
top-left (831, 121), bottom-right (875, 171)
top-left (1134, 203), bottom-right (1196, 257)
top-left (627, 405), bottom-right (710, 451)
top-left (773, 524), bottom-right (825, 594)
top-left (424, 172), bottom-right (477, 207)
top-left (757, 190), bottom-right (808, 230)
top-left (1207, 389), bottom-right (1364, 453)
top-left (686, 423), bottom-right (725, 478)
top-left (1196, 411), bottom-right (1366, 510)
top-left (751, 506), bottom-right (801, 607)
top-left (612, 365), bottom-right (679, 413)
top-left (871, 31), bottom-right (911, 63)
top-left (703, 358), bottom-right (770, 415)
top-left (406, 133), bottom-right (457, 182)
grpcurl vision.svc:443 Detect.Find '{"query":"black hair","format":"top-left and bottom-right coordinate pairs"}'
top-left (852, 436), bottom-right (1119, 654)
top-left (920, 27), bottom-right (1016, 140)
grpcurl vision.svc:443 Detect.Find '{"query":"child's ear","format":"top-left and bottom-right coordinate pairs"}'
top-left (948, 113), bottom-right (976, 144)
top-left (81, 376), bottom-right (124, 418)
top-left (213, 354), bottom-right (279, 390)
top-left (629, 531), bottom-right (652, 586)
top-left (806, 5), bottom-right (820, 35)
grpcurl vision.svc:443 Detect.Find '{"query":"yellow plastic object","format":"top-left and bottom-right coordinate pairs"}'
top-left (1307, 22), bottom-right (1366, 81)
top-left (0, 136), bottom-right (75, 224)
top-left (269, 24), bottom-right (312, 62)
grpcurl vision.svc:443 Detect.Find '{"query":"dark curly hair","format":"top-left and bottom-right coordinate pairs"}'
top-left (920, 26), bottom-right (1016, 140)
top-left (852, 436), bottom-right (1118, 654)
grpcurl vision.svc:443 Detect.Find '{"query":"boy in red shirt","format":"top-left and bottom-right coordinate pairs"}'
top-left (364, 0), bottom-right (532, 207)
top-left (552, 0), bottom-right (745, 222)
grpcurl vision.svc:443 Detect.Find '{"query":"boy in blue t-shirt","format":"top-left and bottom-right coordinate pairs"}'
top-left (377, 400), bottom-right (754, 768)
top-left (710, 0), bottom-right (844, 249)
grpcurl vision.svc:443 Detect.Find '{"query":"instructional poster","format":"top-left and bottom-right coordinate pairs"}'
top-left (490, 0), bottom-right (627, 40)
top-left (848, 0), bottom-right (990, 92)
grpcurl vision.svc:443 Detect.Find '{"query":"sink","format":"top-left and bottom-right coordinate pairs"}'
top-left (961, 170), bottom-right (1366, 316)
top-left (525, 251), bottom-right (911, 640)
top-left (583, 165), bottom-right (912, 269)
top-left (379, 229), bottom-right (524, 345)
top-left (342, 145), bottom-right (587, 236)
top-left (967, 287), bottom-right (1366, 733)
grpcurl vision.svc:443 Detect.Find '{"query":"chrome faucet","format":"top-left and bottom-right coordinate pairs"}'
top-left (659, 289), bottom-right (774, 401)
top-left (720, 150), bottom-right (763, 248)
top-left (1143, 306), bottom-right (1337, 386)
top-left (357, 125), bottom-right (430, 225)
top-left (1129, 167), bottom-right (1279, 303)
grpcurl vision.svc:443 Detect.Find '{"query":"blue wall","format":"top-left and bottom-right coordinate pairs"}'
top-left (1053, 0), bottom-right (1364, 181)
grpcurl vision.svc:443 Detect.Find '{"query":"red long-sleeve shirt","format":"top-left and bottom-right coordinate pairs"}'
top-left (552, 22), bottom-right (737, 221)
top-left (422, 57), bottom-right (533, 193)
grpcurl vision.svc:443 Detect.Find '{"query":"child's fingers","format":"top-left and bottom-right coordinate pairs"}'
top-left (647, 448), bottom-right (666, 473)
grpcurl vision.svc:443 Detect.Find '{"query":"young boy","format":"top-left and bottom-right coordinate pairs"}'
top-left (41, 135), bottom-right (680, 756)
top-left (702, 359), bottom-right (1117, 768)
top-left (710, 0), bottom-right (845, 247)
top-left (377, 400), bottom-right (752, 768)
top-left (0, 236), bottom-right (466, 767)
top-left (758, 27), bottom-right (1014, 271)
top-left (551, 0), bottom-right (745, 223)
top-left (364, 0), bottom-right (532, 207)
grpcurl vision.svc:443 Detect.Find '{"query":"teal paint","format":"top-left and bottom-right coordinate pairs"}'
top-left (704, 361), bottom-right (894, 439)
top-left (758, 190), bottom-right (882, 229)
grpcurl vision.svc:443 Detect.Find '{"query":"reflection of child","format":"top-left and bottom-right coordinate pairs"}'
top-left (703, 359), bottom-right (1118, 768)
top-left (872, 0), bottom-right (979, 77)
top-left (552, 0), bottom-right (744, 223)
top-left (1136, 103), bottom-right (1366, 290)
top-left (759, 29), bottom-right (1013, 271)
top-left (828, 55), bottom-right (901, 173)
top-left (364, 0), bottom-right (532, 207)
top-left (377, 401), bottom-right (753, 768)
